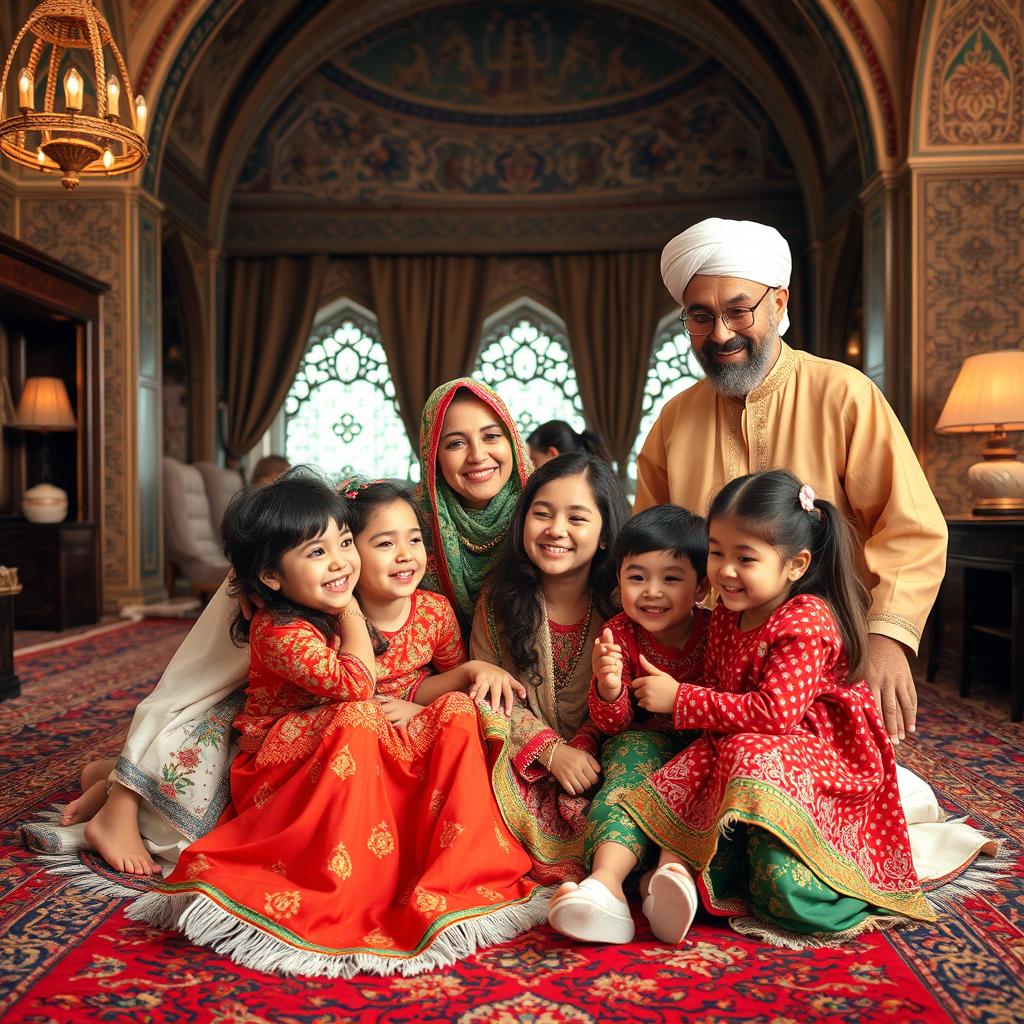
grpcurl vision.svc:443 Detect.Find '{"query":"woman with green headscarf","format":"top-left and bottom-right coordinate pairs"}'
top-left (416, 378), bottom-right (530, 635)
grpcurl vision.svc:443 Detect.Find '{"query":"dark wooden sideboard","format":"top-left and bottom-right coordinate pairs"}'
top-left (0, 520), bottom-right (99, 630)
top-left (926, 515), bottom-right (1024, 721)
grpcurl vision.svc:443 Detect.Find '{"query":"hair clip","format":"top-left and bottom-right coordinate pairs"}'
top-left (798, 484), bottom-right (816, 513)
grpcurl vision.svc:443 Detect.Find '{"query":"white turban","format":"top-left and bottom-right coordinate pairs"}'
top-left (661, 217), bottom-right (793, 336)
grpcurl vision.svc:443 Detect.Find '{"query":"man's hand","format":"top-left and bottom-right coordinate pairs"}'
top-left (593, 627), bottom-right (624, 701)
top-left (632, 654), bottom-right (681, 715)
top-left (465, 662), bottom-right (527, 715)
top-left (374, 696), bottom-right (421, 728)
top-left (865, 634), bottom-right (917, 744)
top-left (547, 743), bottom-right (601, 796)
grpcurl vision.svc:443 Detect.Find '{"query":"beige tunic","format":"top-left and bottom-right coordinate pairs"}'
top-left (634, 342), bottom-right (947, 652)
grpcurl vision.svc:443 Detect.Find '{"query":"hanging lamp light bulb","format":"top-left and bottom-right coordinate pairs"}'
top-left (0, 1), bottom-right (149, 189)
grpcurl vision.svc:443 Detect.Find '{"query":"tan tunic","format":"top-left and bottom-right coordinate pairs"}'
top-left (634, 341), bottom-right (947, 652)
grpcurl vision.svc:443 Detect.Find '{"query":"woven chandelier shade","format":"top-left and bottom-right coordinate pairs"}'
top-left (0, 0), bottom-right (147, 190)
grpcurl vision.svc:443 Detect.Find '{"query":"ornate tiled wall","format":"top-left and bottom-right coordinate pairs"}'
top-left (918, 173), bottom-right (1024, 511)
top-left (913, 0), bottom-right (1024, 512)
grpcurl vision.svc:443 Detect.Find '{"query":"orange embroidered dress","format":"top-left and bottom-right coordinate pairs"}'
top-left (619, 595), bottom-right (936, 933)
top-left (128, 604), bottom-right (546, 977)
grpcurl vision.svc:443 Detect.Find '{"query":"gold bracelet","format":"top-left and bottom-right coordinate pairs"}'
top-left (541, 739), bottom-right (562, 772)
top-left (339, 609), bottom-right (366, 621)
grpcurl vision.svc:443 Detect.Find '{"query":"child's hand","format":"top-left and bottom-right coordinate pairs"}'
top-left (632, 654), bottom-right (681, 715)
top-left (547, 743), bottom-right (601, 796)
top-left (374, 696), bottom-right (421, 728)
top-left (466, 662), bottom-right (527, 715)
top-left (593, 628), bottom-right (624, 701)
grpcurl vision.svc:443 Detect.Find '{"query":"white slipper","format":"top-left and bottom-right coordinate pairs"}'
top-left (642, 864), bottom-right (698, 944)
top-left (547, 877), bottom-right (636, 944)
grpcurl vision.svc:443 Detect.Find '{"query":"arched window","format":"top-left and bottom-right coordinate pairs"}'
top-left (473, 298), bottom-right (585, 442)
top-left (283, 300), bottom-right (418, 482)
top-left (625, 313), bottom-right (704, 496)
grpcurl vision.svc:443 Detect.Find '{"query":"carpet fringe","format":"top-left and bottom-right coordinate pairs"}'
top-left (125, 885), bottom-right (554, 978)
top-left (34, 852), bottom-right (154, 900)
top-left (924, 835), bottom-right (1015, 913)
top-left (728, 910), bottom-right (911, 950)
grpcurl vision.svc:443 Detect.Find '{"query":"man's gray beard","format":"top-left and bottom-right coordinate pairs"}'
top-left (694, 330), bottom-right (778, 398)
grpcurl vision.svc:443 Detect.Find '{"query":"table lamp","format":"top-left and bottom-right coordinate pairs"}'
top-left (935, 350), bottom-right (1024, 516)
top-left (14, 376), bottom-right (77, 524)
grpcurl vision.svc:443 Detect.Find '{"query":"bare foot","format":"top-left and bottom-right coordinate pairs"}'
top-left (80, 757), bottom-right (117, 792)
top-left (61, 778), bottom-right (108, 825)
top-left (84, 783), bottom-right (161, 875)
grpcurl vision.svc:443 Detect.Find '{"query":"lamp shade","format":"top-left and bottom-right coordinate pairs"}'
top-left (935, 350), bottom-right (1024, 434)
top-left (14, 376), bottom-right (76, 431)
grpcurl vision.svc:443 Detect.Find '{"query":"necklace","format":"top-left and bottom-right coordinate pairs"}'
top-left (458, 525), bottom-right (507, 554)
top-left (549, 595), bottom-right (594, 691)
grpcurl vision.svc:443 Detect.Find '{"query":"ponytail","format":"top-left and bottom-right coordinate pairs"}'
top-left (789, 499), bottom-right (869, 678)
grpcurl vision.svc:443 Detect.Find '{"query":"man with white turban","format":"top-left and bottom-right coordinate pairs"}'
top-left (634, 217), bottom-right (948, 744)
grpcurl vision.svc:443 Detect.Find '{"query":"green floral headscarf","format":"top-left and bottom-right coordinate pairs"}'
top-left (415, 378), bottom-right (530, 631)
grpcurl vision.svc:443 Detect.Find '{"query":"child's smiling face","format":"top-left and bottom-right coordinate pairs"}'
top-left (260, 518), bottom-right (360, 614)
top-left (523, 472), bottom-right (603, 581)
top-left (354, 499), bottom-right (427, 603)
top-left (618, 549), bottom-right (707, 647)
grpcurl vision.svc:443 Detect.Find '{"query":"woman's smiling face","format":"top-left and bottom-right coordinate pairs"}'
top-left (436, 394), bottom-right (514, 508)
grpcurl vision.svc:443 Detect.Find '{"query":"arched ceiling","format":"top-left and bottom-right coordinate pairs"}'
top-left (136, 0), bottom-right (876, 253)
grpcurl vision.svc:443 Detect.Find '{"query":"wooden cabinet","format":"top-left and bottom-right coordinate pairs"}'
top-left (0, 233), bottom-right (106, 631)
top-left (926, 515), bottom-right (1024, 721)
top-left (0, 521), bottom-right (98, 630)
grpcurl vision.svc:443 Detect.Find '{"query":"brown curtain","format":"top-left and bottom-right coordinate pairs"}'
top-left (225, 254), bottom-right (328, 463)
top-left (369, 255), bottom-right (495, 444)
top-left (552, 251), bottom-right (664, 470)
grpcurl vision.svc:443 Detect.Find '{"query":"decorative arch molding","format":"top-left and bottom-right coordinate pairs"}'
top-left (138, 0), bottom-right (896, 245)
top-left (798, 0), bottom-right (893, 173)
top-left (193, 0), bottom-right (826, 246)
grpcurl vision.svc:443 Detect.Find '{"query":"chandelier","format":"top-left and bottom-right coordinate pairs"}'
top-left (0, 0), bottom-right (147, 190)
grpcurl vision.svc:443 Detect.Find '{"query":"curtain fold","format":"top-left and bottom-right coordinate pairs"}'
top-left (551, 251), bottom-right (664, 471)
top-left (225, 254), bottom-right (328, 464)
top-left (369, 255), bottom-right (495, 445)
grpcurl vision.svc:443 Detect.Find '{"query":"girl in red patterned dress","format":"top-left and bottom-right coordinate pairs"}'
top-left (617, 469), bottom-right (936, 946)
top-left (129, 470), bottom-right (546, 976)
top-left (344, 479), bottom-right (526, 726)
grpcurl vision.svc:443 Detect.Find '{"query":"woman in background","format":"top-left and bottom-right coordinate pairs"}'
top-left (526, 420), bottom-right (612, 470)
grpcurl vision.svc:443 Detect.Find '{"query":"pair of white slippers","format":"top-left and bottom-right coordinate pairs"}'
top-left (547, 863), bottom-right (699, 945)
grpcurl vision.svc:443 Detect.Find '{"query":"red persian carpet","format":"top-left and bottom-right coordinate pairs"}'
top-left (1, 619), bottom-right (1022, 1023)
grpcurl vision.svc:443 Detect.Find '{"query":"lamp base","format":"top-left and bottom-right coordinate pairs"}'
top-left (22, 482), bottom-right (69, 524)
top-left (967, 456), bottom-right (1024, 517)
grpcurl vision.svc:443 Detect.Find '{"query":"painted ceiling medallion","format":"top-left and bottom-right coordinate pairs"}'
top-left (0, 0), bottom-right (148, 190)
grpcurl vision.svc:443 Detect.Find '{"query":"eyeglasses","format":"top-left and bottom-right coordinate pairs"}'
top-left (679, 286), bottom-right (772, 337)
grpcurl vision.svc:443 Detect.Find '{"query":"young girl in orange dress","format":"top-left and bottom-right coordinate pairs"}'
top-left (128, 470), bottom-right (547, 977)
top-left (470, 452), bottom-right (630, 883)
top-left (616, 469), bottom-right (936, 946)
top-left (344, 477), bottom-right (526, 726)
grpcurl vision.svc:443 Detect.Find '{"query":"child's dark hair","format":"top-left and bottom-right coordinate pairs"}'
top-left (222, 466), bottom-right (353, 648)
top-left (526, 420), bottom-right (612, 465)
top-left (345, 479), bottom-right (423, 540)
top-left (612, 504), bottom-right (708, 580)
top-left (707, 469), bottom-right (869, 678)
top-left (485, 451), bottom-right (630, 684)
